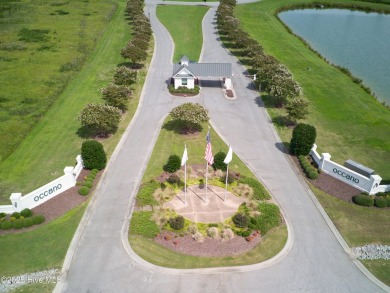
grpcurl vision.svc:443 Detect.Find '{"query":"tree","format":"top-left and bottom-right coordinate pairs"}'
top-left (290, 123), bottom-right (317, 156)
top-left (79, 103), bottom-right (122, 137)
top-left (101, 83), bottom-right (132, 111)
top-left (163, 155), bottom-right (181, 173)
top-left (114, 66), bottom-right (137, 86)
top-left (121, 41), bottom-right (147, 64)
top-left (267, 70), bottom-right (302, 107)
top-left (170, 103), bottom-right (209, 133)
top-left (81, 140), bottom-right (107, 170)
top-left (286, 97), bottom-right (310, 124)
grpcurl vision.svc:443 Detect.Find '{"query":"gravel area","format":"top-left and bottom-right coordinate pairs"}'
top-left (352, 245), bottom-right (390, 260)
top-left (154, 231), bottom-right (262, 257)
top-left (0, 169), bottom-right (99, 235)
top-left (0, 269), bottom-right (60, 293)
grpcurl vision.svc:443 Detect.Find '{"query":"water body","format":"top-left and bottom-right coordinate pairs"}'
top-left (279, 9), bottom-right (390, 104)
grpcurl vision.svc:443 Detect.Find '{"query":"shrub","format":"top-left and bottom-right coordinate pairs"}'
top-left (81, 140), bottom-right (107, 170)
top-left (86, 174), bottom-right (96, 181)
top-left (375, 192), bottom-right (386, 197)
top-left (13, 219), bottom-right (23, 229)
top-left (0, 212), bottom-right (6, 218)
top-left (386, 196), bottom-right (390, 207)
top-left (236, 229), bottom-right (251, 237)
top-left (374, 197), bottom-right (387, 208)
top-left (167, 174), bottom-right (181, 185)
top-left (79, 103), bottom-right (122, 136)
top-left (187, 224), bottom-right (198, 235)
top-left (290, 123), bottom-right (317, 156)
top-left (207, 227), bottom-right (220, 239)
top-left (308, 170), bottom-right (319, 180)
top-left (208, 223), bottom-right (218, 228)
top-left (1, 220), bottom-right (13, 230)
top-left (353, 195), bottom-right (374, 207)
top-left (83, 181), bottom-right (93, 189)
top-left (78, 186), bottom-right (90, 196)
top-left (169, 216), bottom-right (185, 230)
top-left (238, 177), bottom-right (270, 200)
top-left (21, 208), bottom-right (32, 218)
top-left (213, 151), bottom-right (227, 171)
top-left (221, 228), bottom-right (235, 240)
top-left (163, 155), bottom-right (181, 173)
top-left (91, 169), bottom-right (99, 175)
top-left (221, 172), bottom-right (235, 184)
top-left (23, 217), bottom-right (33, 228)
top-left (192, 232), bottom-right (205, 243)
top-left (305, 166), bottom-right (314, 174)
top-left (31, 215), bottom-right (45, 225)
top-left (11, 212), bottom-right (21, 219)
top-left (233, 213), bottom-right (248, 228)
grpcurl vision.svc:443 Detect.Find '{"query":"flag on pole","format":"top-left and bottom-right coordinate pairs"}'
top-left (224, 145), bottom-right (233, 164)
top-left (181, 146), bottom-right (188, 166)
top-left (204, 130), bottom-right (214, 165)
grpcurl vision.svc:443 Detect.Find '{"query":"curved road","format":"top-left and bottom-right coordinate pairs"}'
top-left (56, 2), bottom-right (386, 292)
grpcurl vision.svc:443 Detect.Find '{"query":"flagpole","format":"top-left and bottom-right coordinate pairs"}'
top-left (224, 163), bottom-right (229, 201)
top-left (205, 160), bottom-right (208, 202)
top-left (184, 148), bottom-right (187, 204)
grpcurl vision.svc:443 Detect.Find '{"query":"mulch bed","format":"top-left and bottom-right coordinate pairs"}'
top-left (0, 169), bottom-right (101, 235)
top-left (291, 156), bottom-right (361, 202)
top-left (155, 231), bottom-right (262, 257)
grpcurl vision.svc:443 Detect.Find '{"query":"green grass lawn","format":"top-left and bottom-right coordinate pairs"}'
top-left (9, 283), bottom-right (55, 293)
top-left (129, 224), bottom-right (287, 268)
top-left (0, 202), bottom-right (86, 276)
top-left (311, 185), bottom-right (390, 285)
top-left (143, 119), bottom-right (254, 181)
top-left (0, 0), bottom-right (116, 164)
top-left (0, 0), bottom-right (148, 204)
top-left (157, 5), bottom-right (209, 62)
top-left (234, 0), bottom-right (390, 179)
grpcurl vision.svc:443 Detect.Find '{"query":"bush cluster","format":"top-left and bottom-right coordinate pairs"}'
top-left (169, 216), bottom-right (185, 230)
top-left (163, 155), bottom-right (181, 173)
top-left (221, 172), bottom-right (235, 184)
top-left (0, 209), bottom-right (46, 230)
top-left (374, 197), bottom-right (386, 208)
top-left (353, 195), bottom-right (374, 207)
top-left (290, 124), bottom-right (316, 156)
top-left (167, 174), bottom-right (181, 185)
top-left (168, 85), bottom-right (200, 95)
top-left (298, 155), bottom-right (319, 180)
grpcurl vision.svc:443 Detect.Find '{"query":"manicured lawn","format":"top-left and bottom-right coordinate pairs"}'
top-left (0, 0), bottom-right (149, 204)
top-left (311, 185), bottom-right (390, 246)
top-left (142, 119), bottom-right (254, 181)
top-left (157, 5), bottom-right (209, 62)
top-left (129, 224), bottom-right (287, 268)
top-left (234, 0), bottom-right (390, 179)
top-left (9, 283), bottom-right (55, 293)
top-left (311, 185), bottom-right (390, 285)
top-left (361, 259), bottom-right (390, 286)
top-left (0, 202), bottom-right (86, 276)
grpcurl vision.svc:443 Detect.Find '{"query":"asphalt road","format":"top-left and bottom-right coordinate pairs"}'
top-left (56, 3), bottom-right (387, 293)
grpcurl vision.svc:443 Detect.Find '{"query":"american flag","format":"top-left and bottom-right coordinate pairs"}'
top-left (204, 130), bottom-right (214, 165)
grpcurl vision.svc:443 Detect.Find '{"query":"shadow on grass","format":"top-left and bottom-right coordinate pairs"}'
top-left (117, 61), bottom-right (143, 69)
top-left (76, 126), bottom-right (96, 139)
top-left (162, 120), bottom-right (203, 134)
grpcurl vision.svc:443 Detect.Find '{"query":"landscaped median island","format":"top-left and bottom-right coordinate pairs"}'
top-left (128, 109), bottom-right (287, 267)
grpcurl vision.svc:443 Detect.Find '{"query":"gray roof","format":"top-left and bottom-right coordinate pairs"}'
top-left (173, 63), bottom-right (232, 77)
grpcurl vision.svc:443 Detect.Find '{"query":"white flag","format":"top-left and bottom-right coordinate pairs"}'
top-left (181, 146), bottom-right (188, 166)
top-left (224, 145), bottom-right (233, 164)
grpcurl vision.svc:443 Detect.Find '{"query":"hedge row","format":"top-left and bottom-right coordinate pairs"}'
top-left (78, 168), bottom-right (99, 196)
top-left (353, 194), bottom-right (390, 208)
top-left (0, 211), bottom-right (45, 230)
top-left (298, 155), bottom-right (319, 180)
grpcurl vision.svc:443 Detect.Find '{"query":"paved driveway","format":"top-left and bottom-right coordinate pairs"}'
top-left (56, 3), bottom-right (386, 293)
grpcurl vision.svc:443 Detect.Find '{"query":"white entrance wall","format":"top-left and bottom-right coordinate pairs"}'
top-left (3, 155), bottom-right (84, 213)
top-left (310, 144), bottom-right (388, 194)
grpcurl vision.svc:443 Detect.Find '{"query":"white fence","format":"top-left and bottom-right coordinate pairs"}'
top-left (310, 144), bottom-right (389, 195)
top-left (1, 156), bottom-right (83, 214)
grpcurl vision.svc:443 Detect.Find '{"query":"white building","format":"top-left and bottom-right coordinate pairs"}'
top-left (172, 56), bottom-right (232, 90)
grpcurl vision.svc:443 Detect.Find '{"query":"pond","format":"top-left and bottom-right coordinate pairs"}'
top-left (279, 9), bottom-right (390, 104)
